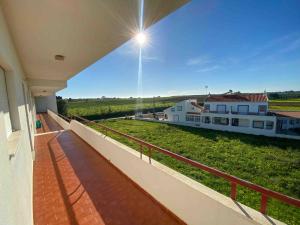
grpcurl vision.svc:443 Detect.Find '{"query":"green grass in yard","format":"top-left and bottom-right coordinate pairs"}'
top-left (89, 119), bottom-right (300, 225)
top-left (270, 98), bottom-right (300, 102)
top-left (269, 105), bottom-right (300, 111)
top-left (269, 99), bottom-right (300, 111)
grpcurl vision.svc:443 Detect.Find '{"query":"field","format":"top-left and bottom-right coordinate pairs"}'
top-left (269, 99), bottom-right (300, 111)
top-left (89, 119), bottom-right (300, 225)
top-left (66, 95), bottom-right (206, 119)
top-left (64, 95), bottom-right (300, 120)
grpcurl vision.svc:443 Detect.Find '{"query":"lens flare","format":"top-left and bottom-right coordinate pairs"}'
top-left (135, 32), bottom-right (146, 46)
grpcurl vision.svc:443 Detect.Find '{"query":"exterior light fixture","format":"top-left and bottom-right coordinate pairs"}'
top-left (55, 55), bottom-right (65, 61)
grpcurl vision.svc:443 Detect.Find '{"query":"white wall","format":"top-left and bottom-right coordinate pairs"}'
top-left (200, 112), bottom-right (277, 136)
top-left (0, 6), bottom-right (34, 225)
top-left (68, 119), bottom-right (284, 225)
top-left (164, 100), bottom-right (201, 122)
top-left (35, 95), bottom-right (57, 113)
top-left (205, 102), bottom-right (268, 114)
top-left (47, 109), bottom-right (70, 130)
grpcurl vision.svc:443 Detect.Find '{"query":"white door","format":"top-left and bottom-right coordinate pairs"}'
top-left (0, 68), bottom-right (12, 137)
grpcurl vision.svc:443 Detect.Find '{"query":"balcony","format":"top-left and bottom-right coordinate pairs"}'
top-left (34, 113), bottom-right (184, 225)
top-left (203, 110), bottom-right (273, 116)
top-left (33, 112), bottom-right (300, 225)
top-left (202, 109), bottom-right (230, 114)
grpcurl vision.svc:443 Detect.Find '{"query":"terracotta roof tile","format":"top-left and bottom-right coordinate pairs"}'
top-left (274, 111), bottom-right (300, 119)
top-left (205, 93), bottom-right (268, 102)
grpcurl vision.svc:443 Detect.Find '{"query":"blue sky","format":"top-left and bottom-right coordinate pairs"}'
top-left (58, 0), bottom-right (300, 98)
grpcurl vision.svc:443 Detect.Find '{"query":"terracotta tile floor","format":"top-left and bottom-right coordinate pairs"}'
top-left (33, 114), bottom-right (185, 225)
top-left (36, 113), bottom-right (63, 134)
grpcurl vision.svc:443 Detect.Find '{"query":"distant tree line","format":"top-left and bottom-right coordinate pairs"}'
top-left (268, 91), bottom-right (300, 100)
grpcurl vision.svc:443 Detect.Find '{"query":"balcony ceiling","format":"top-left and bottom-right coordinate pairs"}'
top-left (1, 0), bottom-right (189, 96)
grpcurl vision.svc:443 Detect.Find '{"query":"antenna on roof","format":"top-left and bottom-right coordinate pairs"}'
top-left (205, 85), bottom-right (208, 95)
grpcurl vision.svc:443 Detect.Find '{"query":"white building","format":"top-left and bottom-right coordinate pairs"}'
top-left (164, 93), bottom-right (279, 136)
top-left (275, 111), bottom-right (300, 132)
top-left (163, 99), bottom-right (202, 123)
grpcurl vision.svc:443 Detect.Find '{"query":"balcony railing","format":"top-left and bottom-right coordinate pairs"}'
top-left (203, 110), bottom-right (273, 116)
top-left (59, 113), bottom-right (300, 216)
top-left (204, 110), bottom-right (230, 114)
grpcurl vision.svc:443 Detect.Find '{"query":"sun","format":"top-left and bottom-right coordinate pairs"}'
top-left (135, 32), bottom-right (146, 46)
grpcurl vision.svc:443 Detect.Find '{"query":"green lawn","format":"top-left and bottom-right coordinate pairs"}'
top-left (269, 99), bottom-right (300, 111)
top-left (89, 119), bottom-right (300, 225)
top-left (269, 105), bottom-right (300, 111)
top-left (67, 98), bottom-right (176, 119)
top-left (270, 98), bottom-right (300, 102)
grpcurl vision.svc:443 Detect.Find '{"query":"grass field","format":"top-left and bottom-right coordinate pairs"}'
top-left (66, 95), bottom-right (206, 119)
top-left (269, 99), bottom-right (300, 111)
top-left (67, 98), bottom-right (174, 119)
top-left (89, 119), bottom-right (300, 225)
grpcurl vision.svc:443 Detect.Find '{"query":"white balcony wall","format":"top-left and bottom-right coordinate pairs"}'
top-left (0, 6), bottom-right (35, 225)
top-left (47, 109), bottom-right (70, 130)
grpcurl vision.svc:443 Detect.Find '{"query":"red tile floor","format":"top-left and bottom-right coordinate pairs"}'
top-left (33, 114), bottom-right (185, 225)
top-left (36, 113), bottom-right (63, 134)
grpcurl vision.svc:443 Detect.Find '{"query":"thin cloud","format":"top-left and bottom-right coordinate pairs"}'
top-left (280, 38), bottom-right (300, 53)
top-left (186, 56), bottom-right (211, 66)
top-left (143, 55), bottom-right (162, 63)
top-left (197, 65), bottom-right (220, 73)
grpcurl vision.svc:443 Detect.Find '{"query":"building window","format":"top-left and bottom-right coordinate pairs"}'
top-left (186, 115), bottom-right (195, 121)
top-left (258, 105), bottom-right (267, 113)
top-left (289, 120), bottom-right (295, 125)
top-left (202, 116), bottom-right (211, 124)
top-left (171, 107), bottom-right (175, 112)
top-left (253, 120), bottom-right (264, 129)
top-left (177, 106), bottom-right (183, 111)
top-left (216, 105), bottom-right (226, 113)
top-left (213, 117), bottom-right (229, 125)
top-left (296, 119), bottom-right (300, 124)
top-left (266, 121), bottom-right (274, 130)
top-left (237, 105), bottom-right (249, 114)
top-left (204, 104), bottom-right (210, 111)
top-left (195, 116), bottom-right (201, 122)
top-left (232, 118), bottom-right (239, 126)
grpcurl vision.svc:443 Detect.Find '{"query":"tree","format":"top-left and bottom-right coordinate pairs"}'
top-left (57, 98), bottom-right (68, 115)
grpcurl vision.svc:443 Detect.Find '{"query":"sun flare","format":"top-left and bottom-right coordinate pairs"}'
top-left (135, 32), bottom-right (146, 46)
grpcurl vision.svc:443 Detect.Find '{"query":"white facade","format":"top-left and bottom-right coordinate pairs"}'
top-left (163, 99), bottom-right (202, 122)
top-left (0, 8), bottom-right (35, 225)
top-left (276, 117), bottom-right (300, 130)
top-left (204, 101), bottom-right (268, 115)
top-left (164, 99), bottom-right (277, 136)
